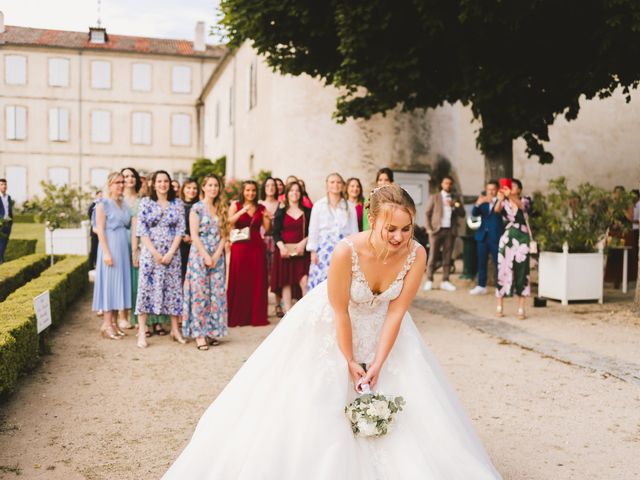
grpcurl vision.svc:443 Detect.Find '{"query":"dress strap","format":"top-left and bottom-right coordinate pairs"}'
top-left (341, 238), bottom-right (363, 277)
top-left (396, 241), bottom-right (420, 282)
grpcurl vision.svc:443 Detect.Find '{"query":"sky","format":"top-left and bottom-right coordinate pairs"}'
top-left (0, 0), bottom-right (223, 42)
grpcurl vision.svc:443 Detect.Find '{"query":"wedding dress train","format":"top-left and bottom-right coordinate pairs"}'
top-left (163, 240), bottom-right (502, 479)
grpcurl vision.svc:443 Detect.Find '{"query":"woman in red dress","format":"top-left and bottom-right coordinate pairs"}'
top-left (272, 182), bottom-right (311, 313)
top-left (227, 181), bottom-right (271, 327)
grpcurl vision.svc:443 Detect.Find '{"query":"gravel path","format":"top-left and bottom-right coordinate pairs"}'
top-left (1, 288), bottom-right (639, 480)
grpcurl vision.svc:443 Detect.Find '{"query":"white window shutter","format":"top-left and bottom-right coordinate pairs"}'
top-left (91, 110), bottom-right (111, 143)
top-left (49, 58), bottom-right (70, 87)
top-left (6, 106), bottom-right (16, 139)
top-left (15, 107), bottom-right (27, 140)
top-left (132, 63), bottom-right (152, 92)
top-left (91, 61), bottom-right (111, 89)
top-left (171, 113), bottom-right (191, 145)
top-left (59, 108), bottom-right (69, 141)
top-left (49, 108), bottom-right (59, 140)
top-left (5, 55), bottom-right (27, 85)
top-left (171, 66), bottom-right (191, 93)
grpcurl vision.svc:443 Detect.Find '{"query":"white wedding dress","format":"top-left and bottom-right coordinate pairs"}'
top-left (163, 240), bottom-right (502, 479)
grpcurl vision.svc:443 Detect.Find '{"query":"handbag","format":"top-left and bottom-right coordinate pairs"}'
top-left (524, 213), bottom-right (538, 254)
top-left (282, 210), bottom-right (306, 257)
top-left (230, 204), bottom-right (258, 243)
top-left (230, 226), bottom-right (250, 243)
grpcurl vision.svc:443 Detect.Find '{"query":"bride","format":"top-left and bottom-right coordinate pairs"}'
top-left (163, 184), bottom-right (502, 479)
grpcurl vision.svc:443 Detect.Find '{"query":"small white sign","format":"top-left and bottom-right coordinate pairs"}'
top-left (33, 290), bottom-right (52, 334)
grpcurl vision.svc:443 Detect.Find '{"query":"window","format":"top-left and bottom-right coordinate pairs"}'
top-left (173, 172), bottom-right (188, 184)
top-left (171, 113), bottom-right (191, 146)
top-left (90, 168), bottom-right (110, 189)
top-left (91, 60), bottom-right (111, 89)
top-left (215, 101), bottom-right (220, 138)
top-left (171, 65), bottom-right (191, 93)
top-left (132, 112), bottom-right (152, 145)
top-left (48, 58), bottom-right (70, 87)
top-left (91, 110), bottom-right (111, 143)
top-left (5, 166), bottom-right (28, 204)
top-left (5, 106), bottom-right (27, 140)
top-left (4, 55), bottom-right (27, 85)
top-left (48, 108), bottom-right (70, 141)
top-left (228, 86), bottom-right (234, 126)
top-left (247, 60), bottom-right (257, 110)
top-left (48, 167), bottom-right (70, 187)
top-left (132, 63), bottom-right (152, 92)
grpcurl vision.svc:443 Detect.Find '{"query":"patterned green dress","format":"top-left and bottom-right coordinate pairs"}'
top-left (496, 198), bottom-right (531, 297)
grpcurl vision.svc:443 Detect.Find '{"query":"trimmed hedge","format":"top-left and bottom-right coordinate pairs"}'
top-left (0, 255), bottom-right (89, 399)
top-left (5, 238), bottom-right (37, 262)
top-left (12, 214), bottom-right (36, 223)
top-left (0, 254), bottom-right (50, 301)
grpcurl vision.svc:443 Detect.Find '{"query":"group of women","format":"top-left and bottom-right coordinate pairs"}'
top-left (91, 167), bottom-right (394, 350)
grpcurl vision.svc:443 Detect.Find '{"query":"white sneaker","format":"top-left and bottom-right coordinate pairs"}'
top-left (422, 281), bottom-right (433, 291)
top-left (469, 286), bottom-right (488, 295)
top-left (440, 281), bottom-right (457, 292)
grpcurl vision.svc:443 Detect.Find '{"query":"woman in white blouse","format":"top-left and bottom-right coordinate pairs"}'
top-left (306, 172), bottom-right (358, 289)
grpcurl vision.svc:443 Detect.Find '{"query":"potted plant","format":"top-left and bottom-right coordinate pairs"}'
top-left (531, 177), bottom-right (633, 305)
top-left (36, 182), bottom-right (93, 263)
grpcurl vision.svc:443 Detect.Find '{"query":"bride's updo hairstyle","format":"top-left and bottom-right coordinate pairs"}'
top-left (366, 184), bottom-right (416, 257)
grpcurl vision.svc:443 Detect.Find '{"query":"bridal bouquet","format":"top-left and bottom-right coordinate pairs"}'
top-left (345, 382), bottom-right (405, 437)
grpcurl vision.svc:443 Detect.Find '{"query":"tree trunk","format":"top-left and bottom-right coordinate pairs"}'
top-left (484, 141), bottom-right (513, 184)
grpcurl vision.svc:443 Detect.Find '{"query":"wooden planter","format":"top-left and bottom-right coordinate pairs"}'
top-left (45, 220), bottom-right (91, 255)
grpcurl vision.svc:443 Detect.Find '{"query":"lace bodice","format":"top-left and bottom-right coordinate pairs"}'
top-left (343, 239), bottom-right (419, 364)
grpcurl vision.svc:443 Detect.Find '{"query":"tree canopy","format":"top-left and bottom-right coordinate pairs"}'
top-left (219, 0), bottom-right (640, 176)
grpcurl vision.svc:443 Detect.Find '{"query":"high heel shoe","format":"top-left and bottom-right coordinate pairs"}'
top-left (496, 305), bottom-right (504, 318)
top-left (517, 307), bottom-right (526, 320)
top-left (170, 331), bottom-right (187, 344)
top-left (137, 331), bottom-right (148, 348)
top-left (100, 326), bottom-right (121, 340)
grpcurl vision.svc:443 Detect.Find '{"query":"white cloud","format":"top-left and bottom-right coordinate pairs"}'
top-left (0, 0), bottom-right (221, 42)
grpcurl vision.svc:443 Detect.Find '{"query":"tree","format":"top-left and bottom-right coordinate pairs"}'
top-left (219, 0), bottom-right (640, 181)
top-left (191, 156), bottom-right (226, 186)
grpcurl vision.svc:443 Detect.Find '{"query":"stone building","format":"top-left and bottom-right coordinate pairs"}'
top-left (201, 40), bottom-right (640, 219)
top-left (0, 11), bottom-right (224, 202)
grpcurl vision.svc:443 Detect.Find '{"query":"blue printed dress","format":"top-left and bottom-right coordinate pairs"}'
top-left (306, 197), bottom-right (359, 290)
top-left (182, 202), bottom-right (228, 339)
top-left (135, 197), bottom-right (185, 316)
top-left (92, 199), bottom-right (132, 311)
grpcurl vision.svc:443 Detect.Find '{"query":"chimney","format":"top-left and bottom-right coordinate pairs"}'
top-left (194, 21), bottom-right (206, 52)
top-left (0, 11), bottom-right (5, 34)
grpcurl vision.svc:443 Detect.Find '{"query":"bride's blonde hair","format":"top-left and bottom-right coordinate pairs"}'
top-left (366, 184), bottom-right (416, 260)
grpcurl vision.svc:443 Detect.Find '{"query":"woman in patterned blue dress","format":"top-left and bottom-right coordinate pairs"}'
top-left (182, 174), bottom-right (229, 350)
top-left (135, 171), bottom-right (186, 348)
top-left (306, 173), bottom-right (358, 289)
top-left (92, 172), bottom-right (132, 340)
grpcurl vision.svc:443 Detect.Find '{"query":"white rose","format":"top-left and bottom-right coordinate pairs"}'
top-left (358, 420), bottom-right (378, 437)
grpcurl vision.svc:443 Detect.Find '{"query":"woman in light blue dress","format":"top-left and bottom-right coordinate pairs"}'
top-left (92, 172), bottom-right (132, 340)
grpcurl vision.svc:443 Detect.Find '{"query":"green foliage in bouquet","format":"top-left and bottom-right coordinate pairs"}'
top-left (530, 177), bottom-right (634, 253)
top-left (345, 392), bottom-right (405, 437)
top-left (35, 182), bottom-right (92, 231)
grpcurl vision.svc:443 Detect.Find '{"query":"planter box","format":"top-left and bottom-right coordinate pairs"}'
top-left (538, 248), bottom-right (604, 305)
top-left (45, 221), bottom-right (91, 256)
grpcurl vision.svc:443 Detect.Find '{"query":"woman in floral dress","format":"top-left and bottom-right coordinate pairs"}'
top-left (182, 174), bottom-right (229, 350)
top-left (135, 171), bottom-right (186, 348)
top-left (495, 179), bottom-right (531, 320)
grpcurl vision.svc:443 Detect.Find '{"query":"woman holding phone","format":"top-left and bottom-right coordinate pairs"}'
top-left (494, 178), bottom-right (531, 319)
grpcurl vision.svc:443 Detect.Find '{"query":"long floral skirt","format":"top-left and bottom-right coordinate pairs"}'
top-left (496, 227), bottom-right (531, 297)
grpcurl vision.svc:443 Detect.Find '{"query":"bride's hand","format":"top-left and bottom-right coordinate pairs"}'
top-left (362, 362), bottom-right (382, 391)
top-left (348, 361), bottom-right (366, 391)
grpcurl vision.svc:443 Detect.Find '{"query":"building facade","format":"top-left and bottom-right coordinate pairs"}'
top-left (0, 15), bottom-right (224, 202)
top-left (201, 40), bottom-right (640, 212)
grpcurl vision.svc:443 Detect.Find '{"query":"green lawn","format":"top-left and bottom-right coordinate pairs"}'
top-left (11, 223), bottom-right (46, 253)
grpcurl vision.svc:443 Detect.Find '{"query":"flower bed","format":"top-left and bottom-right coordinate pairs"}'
top-left (0, 255), bottom-right (89, 399)
top-left (0, 254), bottom-right (50, 302)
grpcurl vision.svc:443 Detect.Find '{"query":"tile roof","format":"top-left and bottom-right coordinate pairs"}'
top-left (0, 25), bottom-right (227, 59)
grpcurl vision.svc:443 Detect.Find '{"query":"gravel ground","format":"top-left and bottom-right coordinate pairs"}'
top-left (0, 281), bottom-right (639, 480)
